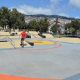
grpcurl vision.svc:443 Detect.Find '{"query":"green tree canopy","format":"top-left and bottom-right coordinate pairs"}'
top-left (27, 17), bottom-right (50, 32)
top-left (0, 7), bottom-right (11, 29)
top-left (0, 7), bottom-right (27, 30)
top-left (51, 24), bottom-right (60, 34)
top-left (69, 28), bottom-right (75, 32)
top-left (71, 20), bottom-right (80, 32)
top-left (28, 19), bottom-right (39, 31)
top-left (65, 20), bottom-right (80, 34)
top-left (38, 17), bottom-right (50, 32)
top-left (65, 23), bottom-right (72, 30)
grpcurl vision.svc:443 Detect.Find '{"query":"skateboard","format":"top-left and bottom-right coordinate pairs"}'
top-left (20, 44), bottom-right (24, 48)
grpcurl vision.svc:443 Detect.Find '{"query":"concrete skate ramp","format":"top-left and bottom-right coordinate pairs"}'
top-left (13, 40), bottom-right (31, 48)
top-left (51, 37), bottom-right (80, 43)
top-left (0, 40), bottom-right (31, 49)
top-left (43, 33), bottom-right (54, 38)
top-left (0, 42), bottom-right (13, 49)
top-left (29, 31), bottom-right (42, 38)
top-left (0, 32), bottom-right (10, 36)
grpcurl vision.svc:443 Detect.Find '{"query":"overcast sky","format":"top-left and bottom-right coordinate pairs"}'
top-left (0, 0), bottom-right (80, 18)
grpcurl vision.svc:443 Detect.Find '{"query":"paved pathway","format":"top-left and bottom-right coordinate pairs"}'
top-left (0, 38), bottom-right (80, 80)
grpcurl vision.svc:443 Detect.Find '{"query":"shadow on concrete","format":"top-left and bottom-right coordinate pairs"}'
top-left (24, 44), bottom-right (27, 46)
top-left (64, 36), bottom-right (80, 38)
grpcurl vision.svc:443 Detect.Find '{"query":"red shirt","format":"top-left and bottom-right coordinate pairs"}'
top-left (21, 32), bottom-right (27, 38)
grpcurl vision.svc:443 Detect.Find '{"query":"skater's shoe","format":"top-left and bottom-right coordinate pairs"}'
top-left (22, 44), bottom-right (24, 48)
top-left (20, 44), bottom-right (22, 46)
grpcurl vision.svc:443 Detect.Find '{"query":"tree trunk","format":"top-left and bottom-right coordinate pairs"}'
top-left (4, 25), bottom-right (6, 29)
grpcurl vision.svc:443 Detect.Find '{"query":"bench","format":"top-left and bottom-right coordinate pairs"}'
top-left (26, 34), bottom-right (31, 38)
top-left (26, 41), bottom-right (34, 46)
top-left (38, 34), bottom-right (46, 38)
top-left (11, 33), bottom-right (18, 36)
top-left (0, 40), bottom-right (7, 42)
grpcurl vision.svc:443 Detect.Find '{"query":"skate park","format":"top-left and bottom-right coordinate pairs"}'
top-left (0, 31), bottom-right (80, 80)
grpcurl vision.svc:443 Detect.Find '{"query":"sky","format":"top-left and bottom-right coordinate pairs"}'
top-left (0, 0), bottom-right (80, 18)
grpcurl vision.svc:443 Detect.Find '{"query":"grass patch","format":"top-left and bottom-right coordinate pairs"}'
top-left (53, 34), bottom-right (73, 38)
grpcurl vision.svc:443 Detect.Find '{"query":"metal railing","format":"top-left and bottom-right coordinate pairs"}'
top-left (0, 36), bottom-right (8, 41)
top-left (28, 33), bottom-right (37, 38)
top-left (31, 34), bottom-right (37, 38)
top-left (0, 35), bottom-right (16, 49)
top-left (7, 36), bottom-right (16, 49)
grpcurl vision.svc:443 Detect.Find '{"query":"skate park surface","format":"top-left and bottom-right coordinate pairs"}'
top-left (0, 32), bottom-right (80, 80)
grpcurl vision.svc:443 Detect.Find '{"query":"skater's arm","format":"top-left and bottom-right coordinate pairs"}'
top-left (24, 35), bottom-right (26, 40)
top-left (19, 34), bottom-right (21, 39)
top-left (24, 33), bottom-right (27, 40)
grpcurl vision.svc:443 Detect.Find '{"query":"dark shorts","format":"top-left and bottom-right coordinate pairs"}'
top-left (21, 38), bottom-right (24, 41)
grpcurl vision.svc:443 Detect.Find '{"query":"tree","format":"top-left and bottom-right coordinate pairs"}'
top-left (38, 19), bottom-right (45, 32)
top-left (0, 7), bottom-right (27, 31)
top-left (28, 19), bottom-right (39, 31)
top-left (38, 17), bottom-right (50, 32)
top-left (69, 27), bottom-right (75, 35)
top-left (69, 28), bottom-right (75, 32)
top-left (51, 24), bottom-right (60, 34)
top-left (8, 8), bottom-right (26, 30)
top-left (71, 20), bottom-right (79, 33)
top-left (64, 20), bottom-right (80, 35)
top-left (0, 7), bottom-right (11, 29)
top-left (65, 23), bottom-right (71, 30)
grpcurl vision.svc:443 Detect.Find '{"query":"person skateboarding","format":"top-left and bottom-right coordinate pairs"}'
top-left (19, 29), bottom-right (27, 47)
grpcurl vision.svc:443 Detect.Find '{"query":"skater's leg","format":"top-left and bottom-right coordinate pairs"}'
top-left (20, 38), bottom-right (25, 47)
top-left (21, 40), bottom-right (24, 45)
top-left (20, 38), bottom-right (24, 45)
